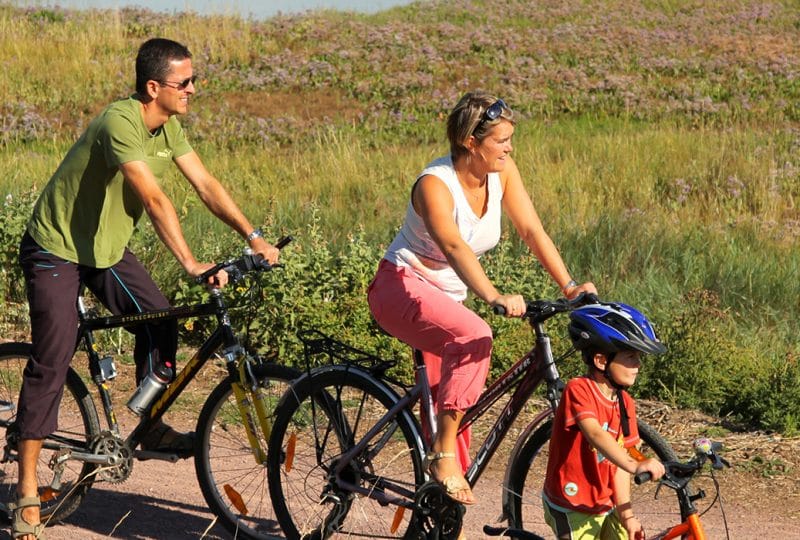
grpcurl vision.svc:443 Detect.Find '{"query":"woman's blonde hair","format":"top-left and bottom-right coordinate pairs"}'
top-left (446, 90), bottom-right (515, 159)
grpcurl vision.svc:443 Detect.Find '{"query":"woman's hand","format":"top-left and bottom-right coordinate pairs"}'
top-left (491, 294), bottom-right (527, 317)
top-left (563, 281), bottom-right (597, 300)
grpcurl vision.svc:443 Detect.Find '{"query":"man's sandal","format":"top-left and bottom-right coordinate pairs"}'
top-left (424, 451), bottom-right (475, 505)
top-left (9, 495), bottom-right (44, 539)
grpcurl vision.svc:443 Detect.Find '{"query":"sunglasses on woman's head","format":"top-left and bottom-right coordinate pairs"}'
top-left (474, 99), bottom-right (508, 133)
top-left (483, 99), bottom-right (507, 121)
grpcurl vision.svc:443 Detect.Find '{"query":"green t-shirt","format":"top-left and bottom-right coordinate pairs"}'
top-left (27, 96), bottom-right (193, 268)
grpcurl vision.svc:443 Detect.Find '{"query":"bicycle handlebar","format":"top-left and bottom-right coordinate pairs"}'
top-left (634, 438), bottom-right (729, 486)
top-left (492, 292), bottom-right (600, 323)
top-left (195, 235), bottom-right (293, 285)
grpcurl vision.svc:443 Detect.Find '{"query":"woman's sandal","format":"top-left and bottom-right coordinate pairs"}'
top-left (9, 495), bottom-right (44, 539)
top-left (424, 451), bottom-right (475, 505)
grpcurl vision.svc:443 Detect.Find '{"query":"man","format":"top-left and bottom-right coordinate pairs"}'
top-left (11, 38), bottom-right (278, 539)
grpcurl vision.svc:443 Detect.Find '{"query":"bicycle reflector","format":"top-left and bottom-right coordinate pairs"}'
top-left (391, 507), bottom-right (406, 534)
top-left (223, 484), bottom-right (249, 516)
top-left (285, 432), bottom-right (297, 473)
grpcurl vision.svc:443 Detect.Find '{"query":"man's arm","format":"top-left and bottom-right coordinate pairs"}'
top-left (120, 160), bottom-right (211, 277)
top-left (174, 151), bottom-right (278, 263)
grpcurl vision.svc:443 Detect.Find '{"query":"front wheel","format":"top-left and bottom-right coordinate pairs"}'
top-left (506, 418), bottom-right (680, 537)
top-left (0, 342), bottom-right (101, 525)
top-left (194, 361), bottom-right (299, 540)
top-left (267, 365), bottom-right (426, 540)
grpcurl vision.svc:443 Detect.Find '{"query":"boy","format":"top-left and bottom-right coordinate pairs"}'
top-left (543, 302), bottom-right (667, 539)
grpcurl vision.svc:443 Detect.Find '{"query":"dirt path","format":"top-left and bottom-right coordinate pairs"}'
top-left (1, 401), bottom-right (798, 539)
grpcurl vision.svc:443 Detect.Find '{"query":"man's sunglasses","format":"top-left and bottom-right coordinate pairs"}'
top-left (159, 75), bottom-right (197, 90)
top-left (474, 99), bottom-right (508, 132)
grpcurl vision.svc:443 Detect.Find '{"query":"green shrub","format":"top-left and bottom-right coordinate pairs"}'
top-left (0, 190), bottom-right (35, 305)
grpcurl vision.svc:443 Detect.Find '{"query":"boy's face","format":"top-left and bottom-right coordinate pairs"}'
top-left (604, 350), bottom-right (642, 387)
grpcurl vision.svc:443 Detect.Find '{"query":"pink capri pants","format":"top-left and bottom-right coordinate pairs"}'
top-left (367, 259), bottom-right (492, 470)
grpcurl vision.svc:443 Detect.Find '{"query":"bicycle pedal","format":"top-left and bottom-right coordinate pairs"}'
top-left (134, 449), bottom-right (181, 463)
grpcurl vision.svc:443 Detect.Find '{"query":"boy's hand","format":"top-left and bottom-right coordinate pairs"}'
top-left (621, 514), bottom-right (645, 540)
top-left (635, 457), bottom-right (665, 481)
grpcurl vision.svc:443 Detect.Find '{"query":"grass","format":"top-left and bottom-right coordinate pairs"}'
top-left (1, 0), bottom-right (799, 433)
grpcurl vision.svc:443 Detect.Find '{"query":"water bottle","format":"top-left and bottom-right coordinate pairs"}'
top-left (127, 361), bottom-right (174, 416)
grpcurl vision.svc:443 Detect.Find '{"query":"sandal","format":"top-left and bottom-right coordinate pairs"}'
top-left (424, 451), bottom-right (475, 505)
top-left (9, 495), bottom-right (44, 539)
top-left (139, 422), bottom-right (195, 459)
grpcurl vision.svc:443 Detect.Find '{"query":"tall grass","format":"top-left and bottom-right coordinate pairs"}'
top-left (1, 1), bottom-right (799, 432)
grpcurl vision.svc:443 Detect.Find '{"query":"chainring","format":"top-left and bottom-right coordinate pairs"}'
top-left (409, 480), bottom-right (465, 540)
top-left (90, 432), bottom-right (134, 483)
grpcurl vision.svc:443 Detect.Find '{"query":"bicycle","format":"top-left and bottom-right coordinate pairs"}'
top-left (0, 238), bottom-right (299, 540)
top-left (631, 437), bottom-right (731, 540)
top-left (265, 295), bottom-right (685, 539)
top-left (484, 438), bottom-right (731, 540)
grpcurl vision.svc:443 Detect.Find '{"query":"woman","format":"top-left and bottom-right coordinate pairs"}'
top-left (367, 91), bottom-right (596, 507)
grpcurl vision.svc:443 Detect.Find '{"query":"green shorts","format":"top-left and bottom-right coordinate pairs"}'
top-left (543, 498), bottom-right (628, 540)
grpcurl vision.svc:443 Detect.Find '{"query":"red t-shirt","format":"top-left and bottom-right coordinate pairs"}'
top-left (543, 376), bottom-right (640, 514)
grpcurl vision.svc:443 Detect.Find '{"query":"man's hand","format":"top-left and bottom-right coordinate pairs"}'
top-left (250, 237), bottom-right (279, 265)
top-left (189, 262), bottom-right (229, 288)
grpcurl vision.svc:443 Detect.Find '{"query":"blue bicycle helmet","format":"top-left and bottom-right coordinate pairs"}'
top-left (568, 302), bottom-right (666, 356)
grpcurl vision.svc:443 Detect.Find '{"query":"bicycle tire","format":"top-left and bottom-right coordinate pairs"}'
top-left (506, 417), bottom-right (682, 537)
top-left (267, 365), bottom-right (426, 540)
top-left (0, 342), bottom-right (101, 525)
top-left (194, 361), bottom-right (300, 540)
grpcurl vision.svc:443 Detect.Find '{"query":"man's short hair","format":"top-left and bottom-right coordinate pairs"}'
top-left (135, 38), bottom-right (192, 95)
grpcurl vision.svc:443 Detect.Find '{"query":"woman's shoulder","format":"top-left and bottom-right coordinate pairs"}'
top-left (420, 155), bottom-right (454, 178)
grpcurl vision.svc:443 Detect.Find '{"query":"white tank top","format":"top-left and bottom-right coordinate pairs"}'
top-left (384, 155), bottom-right (503, 301)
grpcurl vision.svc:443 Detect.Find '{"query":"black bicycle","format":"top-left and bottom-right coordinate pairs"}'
top-left (0, 238), bottom-right (299, 540)
top-left (265, 295), bottom-right (685, 539)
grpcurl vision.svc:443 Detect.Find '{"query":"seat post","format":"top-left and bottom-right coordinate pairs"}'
top-left (413, 349), bottom-right (438, 440)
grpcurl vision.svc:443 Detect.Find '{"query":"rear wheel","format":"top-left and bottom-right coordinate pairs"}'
top-left (507, 418), bottom-right (681, 537)
top-left (195, 361), bottom-right (299, 540)
top-left (267, 365), bottom-right (426, 539)
top-left (0, 342), bottom-right (101, 525)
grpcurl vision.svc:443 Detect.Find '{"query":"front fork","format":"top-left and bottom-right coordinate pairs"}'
top-left (227, 348), bottom-right (274, 465)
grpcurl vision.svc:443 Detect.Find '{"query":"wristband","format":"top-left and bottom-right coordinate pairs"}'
top-left (561, 279), bottom-right (578, 293)
top-left (247, 228), bottom-right (263, 242)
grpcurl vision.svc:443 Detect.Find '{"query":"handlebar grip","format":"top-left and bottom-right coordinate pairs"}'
top-left (275, 235), bottom-right (293, 249)
top-left (492, 305), bottom-right (507, 316)
top-left (634, 471), bottom-right (652, 485)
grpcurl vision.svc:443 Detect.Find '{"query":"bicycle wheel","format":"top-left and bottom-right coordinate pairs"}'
top-left (506, 418), bottom-right (680, 537)
top-left (195, 361), bottom-right (299, 540)
top-left (0, 342), bottom-right (101, 525)
top-left (267, 365), bottom-right (426, 540)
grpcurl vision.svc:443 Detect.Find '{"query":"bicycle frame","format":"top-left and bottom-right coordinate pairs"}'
top-left (461, 318), bottom-right (565, 486)
top-left (69, 284), bottom-right (271, 465)
top-left (658, 513), bottom-right (705, 540)
top-left (327, 307), bottom-right (572, 510)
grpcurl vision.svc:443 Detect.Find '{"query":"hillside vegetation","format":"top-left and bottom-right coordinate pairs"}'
top-left (1, 0), bottom-right (799, 433)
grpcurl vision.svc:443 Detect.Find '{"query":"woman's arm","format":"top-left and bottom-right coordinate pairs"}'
top-left (414, 174), bottom-right (499, 303)
top-left (500, 156), bottom-right (596, 298)
top-left (414, 175), bottom-right (525, 315)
